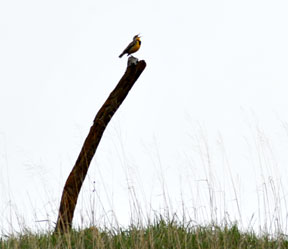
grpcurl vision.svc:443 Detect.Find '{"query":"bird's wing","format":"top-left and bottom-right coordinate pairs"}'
top-left (122, 40), bottom-right (136, 54)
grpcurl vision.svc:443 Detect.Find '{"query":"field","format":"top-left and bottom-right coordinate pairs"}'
top-left (2, 125), bottom-right (288, 248)
top-left (1, 217), bottom-right (288, 249)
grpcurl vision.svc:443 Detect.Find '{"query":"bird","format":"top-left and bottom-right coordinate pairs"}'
top-left (119, 34), bottom-right (141, 58)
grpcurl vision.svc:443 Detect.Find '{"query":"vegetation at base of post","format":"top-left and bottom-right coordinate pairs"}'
top-left (1, 217), bottom-right (288, 249)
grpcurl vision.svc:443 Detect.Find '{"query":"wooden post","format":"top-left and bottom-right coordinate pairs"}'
top-left (55, 59), bottom-right (146, 233)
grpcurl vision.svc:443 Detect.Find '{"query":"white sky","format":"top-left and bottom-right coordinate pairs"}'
top-left (1, 0), bottom-right (288, 235)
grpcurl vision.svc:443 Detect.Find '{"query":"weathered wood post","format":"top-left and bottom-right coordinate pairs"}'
top-left (55, 58), bottom-right (146, 233)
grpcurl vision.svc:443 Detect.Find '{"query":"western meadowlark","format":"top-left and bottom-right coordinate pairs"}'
top-left (119, 34), bottom-right (141, 58)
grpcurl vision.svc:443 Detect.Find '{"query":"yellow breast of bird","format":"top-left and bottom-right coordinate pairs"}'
top-left (129, 40), bottom-right (141, 53)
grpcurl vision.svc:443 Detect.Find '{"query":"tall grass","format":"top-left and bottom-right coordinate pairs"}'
top-left (1, 216), bottom-right (288, 248)
top-left (1, 123), bottom-right (288, 247)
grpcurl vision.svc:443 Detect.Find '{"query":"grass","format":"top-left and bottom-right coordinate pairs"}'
top-left (1, 217), bottom-right (288, 249)
top-left (2, 123), bottom-right (288, 248)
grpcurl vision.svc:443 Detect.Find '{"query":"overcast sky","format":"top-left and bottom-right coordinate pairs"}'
top-left (1, 0), bottom-right (288, 234)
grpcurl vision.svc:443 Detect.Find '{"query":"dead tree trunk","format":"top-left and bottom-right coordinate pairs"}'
top-left (55, 59), bottom-right (146, 233)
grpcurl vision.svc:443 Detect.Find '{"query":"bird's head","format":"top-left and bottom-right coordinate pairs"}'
top-left (133, 34), bottom-right (141, 41)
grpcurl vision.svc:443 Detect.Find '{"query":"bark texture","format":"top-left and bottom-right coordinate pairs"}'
top-left (55, 60), bottom-right (146, 233)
